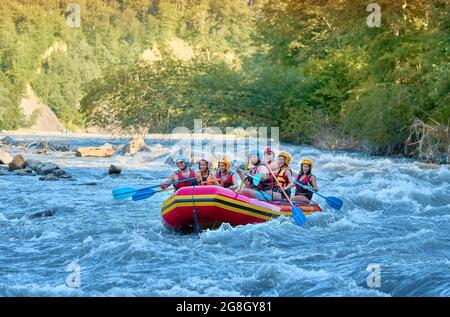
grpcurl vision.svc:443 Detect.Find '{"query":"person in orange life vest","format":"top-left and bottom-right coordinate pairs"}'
top-left (238, 149), bottom-right (274, 201)
top-left (292, 159), bottom-right (318, 202)
top-left (160, 155), bottom-right (197, 191)
top-left (271, 151), bottom-right (295, 200)
top-left (215, 157), bottom-right (239, 190)
top-left (263, 146), bottom-right (278, 171)
top-left (196, 158), bottom-right (219, 185)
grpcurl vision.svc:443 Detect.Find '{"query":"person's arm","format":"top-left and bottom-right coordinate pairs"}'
top-left (196, 171), bottom-right (203, 184)
top-left (160, 173), bottom-right (176, 189)
top-left (209, 173), bottom-right (220, 186)
top-left (258, 165), bottom-right (270, 183)
top-left (284, 169), bottom-right (295, 190)
top-left (309, 175), bottom-right (318, 192)
top-left (229, 173), bottom-right (240, 190)
top-left (270, 161), bottom-right (278, 171)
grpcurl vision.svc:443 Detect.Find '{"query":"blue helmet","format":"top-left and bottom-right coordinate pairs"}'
top-left (249, 149), bottom-right (262, 159)
top-left (175, 155), bottom-right (190, 167)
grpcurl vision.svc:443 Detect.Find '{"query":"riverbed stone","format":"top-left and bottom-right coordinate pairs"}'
top-left (0, 151), bottom-right (13, 165)
top-left (39, 175), bottom-right (60, 181)
top-left (36, 163), bottom-right (59, 175)
top-left (75, 145), bottom-right (115, 157)
top-left (118, 137), bottom-right (149, 156)
top-left (108, 164), bottom-right (121, 175)
top-left (0, 136), bottom-right (17, 146)
top-left (8, 154), bottom-right (26, 171)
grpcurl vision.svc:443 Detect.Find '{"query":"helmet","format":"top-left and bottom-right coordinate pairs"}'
top-left (301, 159), bottom-right (313, 169)
top-left (175, 155), bottom-right (190, 167)
top-left (249, 149), bottom-right (262, 159)
top-left (264, 146), bottom-right (273, 154)
top-left (278, 151), bottom-right (292, 165)
top-left (218, 157), bottom-right (231, 171)
top-left (198, 158), bottom-right (212, 169)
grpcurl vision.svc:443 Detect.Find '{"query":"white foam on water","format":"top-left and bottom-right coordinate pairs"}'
top-left (0, 213), bottom-right (8, 222)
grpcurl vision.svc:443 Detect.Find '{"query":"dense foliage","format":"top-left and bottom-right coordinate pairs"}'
top-left (1, 0), bottom-right (448, 160)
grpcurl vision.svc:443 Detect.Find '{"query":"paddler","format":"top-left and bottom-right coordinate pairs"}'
top-left (238, 149), bottom-right (274, 201)
top-left (160, 155), bottom-right (197, 190)
top-left (292, 159), bottom-right (318, 202)
top-left (264, 146), bottom-right (278, 170)
top-left (215, 157), bottom-right (239, 190)
top-left (196, 158), bottom-right (219, 185)
top-left (271, 151), bottom-right (295, 200)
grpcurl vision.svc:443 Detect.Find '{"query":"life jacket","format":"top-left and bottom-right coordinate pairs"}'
top-left (173, 169), bottom-right (197, 190)
top-left (274, 165), bottom-right (292, 189)
top-left (216, 170), bottom-right (234, 188)
top-left (294, 173), bottom-right (315, 197)
top-left (250, 163), bottom-right (273, 191)
top-left (199, 170), bottom-right (214, 185)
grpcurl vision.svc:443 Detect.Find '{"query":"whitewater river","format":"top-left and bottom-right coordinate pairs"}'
top-left (0, 135), bottom-right (449, 296)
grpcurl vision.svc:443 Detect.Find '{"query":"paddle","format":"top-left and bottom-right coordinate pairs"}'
top-left (132, 178), bottom-right (221, 201)
top-left (131, 187), bottom-right (173, 201)
top-left (112, 177), bottom-right (197, 200)
top-left (294, 180), bottom-right (343, 210)
top-left (238, 159), bottom-right (249, 191)
top-left (234, 168), bottom-right (262, 187)
top-left (131, 188), bottom-right (172, 201)
top-left (266, 165), bottom-right (306, 225)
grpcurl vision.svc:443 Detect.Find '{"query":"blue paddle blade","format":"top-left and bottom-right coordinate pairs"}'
top-left (112, 187), bottom-right (137, 200)
top-left (252, 174), bottom-right (262, 186)
top-left (292, 205), bottom-right (307, 225)
top-left (326, 196), bottom-right (343, 210)
top-left (132, 188), bottom-right (157, 201)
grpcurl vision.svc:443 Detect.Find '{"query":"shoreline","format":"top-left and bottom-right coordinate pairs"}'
top-left (0, 129), bottom-right (264, 141)
top-left (1, 129), bottom-right (448, 167)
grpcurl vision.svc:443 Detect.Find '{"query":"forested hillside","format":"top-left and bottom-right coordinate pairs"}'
top-left (0, 0), bottom-right (448, 162)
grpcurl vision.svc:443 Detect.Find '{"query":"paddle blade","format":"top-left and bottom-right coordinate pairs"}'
top-left (112, 187), bottom-right (137, 200)
top-left (252, 174), bottom-right (262, 186)
top-left (132, 188), bottom-right (156, 201)
top-left (326, 196), bottom-right (343, 210)
top-left (292, 206), bottom-right (307, 225)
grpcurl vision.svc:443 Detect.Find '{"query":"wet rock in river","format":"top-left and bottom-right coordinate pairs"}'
top-left (28, 208), bottom-right (58, 219)
top-left (117, 137), bottom-right (150, 156)
top-left (0, 136), bottom-right (17, 146)
top-left (39, 175), bottom-right (60, 181)
top-left (75, 145), bottom-right (115, 157)
top-left (36, 163), bottom-right (59, 175)
top-left (0, 151), bottom-right (13, 165)
top-left (8, 154), bottom-right (27, 171)
top-left (108, 164), bottom-right (121, 175)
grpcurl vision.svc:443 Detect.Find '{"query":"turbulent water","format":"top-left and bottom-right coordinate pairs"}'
top-left (0, 135), bottom-right (449, 297)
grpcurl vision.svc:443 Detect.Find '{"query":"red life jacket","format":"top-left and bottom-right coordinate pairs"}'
top-left (250, 164), bottom-right (273, 191)
top-left (216, 170), bottom-right (234, 188)
top-left (174, 169), bottom-right (197, 190)
top-left (294, 174), bottom-right (314, 197)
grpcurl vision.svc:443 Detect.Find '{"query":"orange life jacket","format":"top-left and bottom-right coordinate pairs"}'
top-left (274, 165), bottom-right (292, 188)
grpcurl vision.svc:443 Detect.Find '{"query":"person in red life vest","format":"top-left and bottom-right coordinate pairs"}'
top-left (160, 155), bottom-right (197, 191)
top-left (263, 146), bottom-right (278, 171)
top-left (292, 159), bottom-right (318, 202)
top-left (216, 157), bottom-right (239, 190)
top-left (271, 151), bottom-right (295, 200)
top-left (238, 149), bottom-right (274, 201)
top-left (196, 158), bottom-right (219, 185)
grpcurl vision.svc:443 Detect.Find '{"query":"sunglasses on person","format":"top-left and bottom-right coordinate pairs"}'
top-left (176, 161), bottom-right (185, 165)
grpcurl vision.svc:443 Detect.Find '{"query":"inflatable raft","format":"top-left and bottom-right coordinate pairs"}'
top-left (161, 185), bottom-right (322, 232)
